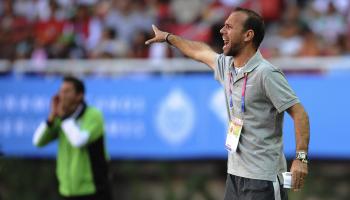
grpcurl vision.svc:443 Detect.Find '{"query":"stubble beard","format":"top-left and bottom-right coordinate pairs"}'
top-left (226, 41), bottom-right (244, 57)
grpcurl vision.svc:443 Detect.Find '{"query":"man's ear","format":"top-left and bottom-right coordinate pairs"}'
top-left (244, 30), bottom-right (254, 42)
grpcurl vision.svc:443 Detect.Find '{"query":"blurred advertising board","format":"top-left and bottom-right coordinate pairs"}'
top-left (0, 72), bottom-right (349, 159)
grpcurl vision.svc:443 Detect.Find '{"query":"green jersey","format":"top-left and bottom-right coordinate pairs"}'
top-left (33, 105), bottom-right (110, 197)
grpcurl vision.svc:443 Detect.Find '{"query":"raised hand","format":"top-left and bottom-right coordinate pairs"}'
top-left (145, 25), bottom-right (169, 45)
top-left (48, 94), bottom-right (60, 122)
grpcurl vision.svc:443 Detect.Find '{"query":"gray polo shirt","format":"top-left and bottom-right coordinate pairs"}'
top-left (214, 50), bottom-right (300, 181)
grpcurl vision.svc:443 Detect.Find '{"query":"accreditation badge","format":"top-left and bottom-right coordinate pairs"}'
top-left (225, 117), bottom-right (243, 152)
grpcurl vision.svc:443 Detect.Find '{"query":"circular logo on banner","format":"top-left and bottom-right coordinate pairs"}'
top-left (155, 88), bottom-right (195, 145)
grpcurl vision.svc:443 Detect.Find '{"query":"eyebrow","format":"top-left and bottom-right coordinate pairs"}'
top-left (225, 22), bottom-right (233, 27)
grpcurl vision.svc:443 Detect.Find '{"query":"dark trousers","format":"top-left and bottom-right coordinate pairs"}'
top-left (224, 174), bottom-right (288, 200)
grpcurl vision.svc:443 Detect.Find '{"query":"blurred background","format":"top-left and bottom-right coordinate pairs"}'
top-left (0, 0), bottom-right (350, 199)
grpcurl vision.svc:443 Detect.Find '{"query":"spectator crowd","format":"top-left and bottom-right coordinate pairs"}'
top-left (0, 0), bottom-right (350, 61)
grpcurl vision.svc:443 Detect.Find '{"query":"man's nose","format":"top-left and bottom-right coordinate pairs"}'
top-left (220, 27), bottom-right (225, 34)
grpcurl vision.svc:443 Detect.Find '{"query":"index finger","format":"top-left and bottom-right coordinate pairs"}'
top-left (152, 24), bottom-right (159, 33)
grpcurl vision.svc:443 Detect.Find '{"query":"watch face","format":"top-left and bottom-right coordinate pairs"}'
top-left (297, 152), bottom-right (306, 159)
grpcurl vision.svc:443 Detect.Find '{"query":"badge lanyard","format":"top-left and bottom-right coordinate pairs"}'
top-left (226, 71), bottom-right (248, 119)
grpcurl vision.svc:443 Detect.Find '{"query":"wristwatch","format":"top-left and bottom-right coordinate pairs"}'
top-left (296, 151), bottom-right (308, 164)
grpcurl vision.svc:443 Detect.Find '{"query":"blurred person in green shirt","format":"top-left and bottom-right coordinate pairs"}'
top-left (33, 76), bottom-right (112, 200)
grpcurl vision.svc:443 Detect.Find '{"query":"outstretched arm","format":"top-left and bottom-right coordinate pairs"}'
top-left (145, 25), bottom-right (218, 70)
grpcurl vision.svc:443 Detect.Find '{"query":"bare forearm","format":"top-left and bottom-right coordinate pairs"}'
top-left (295, 110), bottom-right (310, 152)
top-left (288, 104), bottom-right (310, 152)
top-left (145, 25), bottom-right (217, 69)
top-left (167, 34), bottom-right (214, 62)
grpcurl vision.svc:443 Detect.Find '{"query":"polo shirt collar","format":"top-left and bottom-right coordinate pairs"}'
top-left (234, 50), bottom-right (263, 82)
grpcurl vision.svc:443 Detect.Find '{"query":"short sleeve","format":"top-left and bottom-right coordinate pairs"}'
top-left (263, 69), bottom-right (300, 113)
top-left (214, 54), bottom-right (232, 85)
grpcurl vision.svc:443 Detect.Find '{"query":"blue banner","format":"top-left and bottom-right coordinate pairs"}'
top-left (0, 71), bottom-right (349, 159)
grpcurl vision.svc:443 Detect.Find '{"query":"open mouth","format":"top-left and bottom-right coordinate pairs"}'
top-left (223, 39), bottom-right (229, 49)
